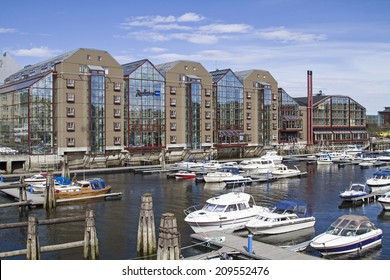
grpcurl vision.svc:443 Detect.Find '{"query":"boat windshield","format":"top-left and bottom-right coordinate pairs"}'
top-left (325, 218), bottom-right (376, 236)
top-left (203, 203), bottom-right (226, 212)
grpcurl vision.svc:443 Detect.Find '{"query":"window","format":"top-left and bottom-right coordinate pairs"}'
top-left (67, 138), bottom-right (75, 147)
top-left (114, 108), bottom-right (121, 118)
top-left (66, 79), bottom-right (75, 88)
top-left (170, 110), bottom-right (177, 118)
top-left (247, 112), bottom-right (252, 120)
top-left (114, 136), bottom-right (121, 145)
top-left (98, 56), bottom-right (103, 61)
top-left (246, 102), bottom-right (252, 109)
top-left (273, 103), bottom-right (277, 110)
top-left (205, 100), bottom-right (211, 108)
top-left (205, 122), bottom-right (211, 130)
top-left (114, 122), bottom-right (121, 131)
top-left (272, 113), bottom-right (277, 120)
top-left (170, 135), bottom-right (177, 144)
top-left (205, 111), bottom-right (211, 119)
top-left (246, 92), bottom-right (252, 99)
top-left (114, 82), bottom-right (121, 91)
top-left (113, 95), bottom-right (121, 104)
top-left (247, 123), bottom-right (252, 130)
top-left (170, 122), bottom-right (177, 131)
top-left (205, 89), bottom-right (211, 96)
top-left (205, 135), bottom-right (211, 142)
top-left (66, 122), bottom-right (75, 131)
top-left (170, 86), bottom-right (176, 94)
top-left (170, 98), bottom-right (176, 106)
top-left (66, 107), bottom-right (75, 117)
top-left (66, 92), bottom-right (75, 102)
top-left (87, 55), bottom-right (91, 60)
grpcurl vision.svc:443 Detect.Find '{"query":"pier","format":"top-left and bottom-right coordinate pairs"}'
top-left (188, 230), bottom-right (320, 260)
top-left (339, 190), bottom-right (387, 207)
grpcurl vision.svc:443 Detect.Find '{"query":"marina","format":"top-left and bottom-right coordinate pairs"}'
top-left (1, 160), bottom-right (390, 260)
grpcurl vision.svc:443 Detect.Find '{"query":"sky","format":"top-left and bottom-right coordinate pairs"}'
top-left (1, 0), bottom-right (389, 114)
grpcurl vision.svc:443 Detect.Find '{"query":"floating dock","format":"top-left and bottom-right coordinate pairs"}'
top-left (189, 230), bottom-right (320, 260)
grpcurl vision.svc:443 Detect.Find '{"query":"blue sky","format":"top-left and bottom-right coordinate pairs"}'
top-left (1, 0), bottom-right (389, 114)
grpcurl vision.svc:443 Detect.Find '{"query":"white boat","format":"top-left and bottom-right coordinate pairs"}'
top-left (359, 157), bottom-right (378, 168)
top-left (220, 161), bottom-right (239, 168)
top-left (260, 151), bottom-right (283, 164)
top-left (203, 167), bottom-right (246, 183)
top-left (184, 191), bottom-right (268, 233)
top-left (378, 191), bottom-right (390, 211)
top-left (316, 153), bottom-right (333, 165)
top-left (339, 183), bottom-right (371, 200)
top-left (203, 160), bottom-right (222, 172)
top-left (365, 168), bottom-right (390, 191)
top-left (343, 144), bottom-right (363, 156)
top-left (175, 160), bottom-right (204, 171)
top-left (238, 158), bottom-right (276, 174)
top-left (246, 200), bottom-right (315, 235)
top-left (23, 173), bottom-right (48, 184)
top-left (310, 214), bottom-right (383, 256)
top-left (271, 164), bottom-right (301, 178)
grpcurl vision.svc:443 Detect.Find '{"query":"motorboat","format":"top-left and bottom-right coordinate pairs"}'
top-left (220, 161), bottom-right (239, 168)
top-left (316, 153), bottom-right (333, 165)
top-left (55, 178), bottom-right (112, 200)
top-left (339, 183), bottom-right (371, 200)
top-left (365, 168), bottom-right (390, 191)
top-left (309, 214), bottom-right (383, 256)
top-left (203, 160), bottom-right (222, 172)
top-left (23, 173), bottom-right (48, 184)
top-left (184, 191), bottom-right (268, 233)
top-left (271, 164), bottom-right (301, 178)
top-left (245, 200), bottom-right (315, 235)
top-left (175, 160), bottom-right (204, 171)
top-left (260, 151), bottom-right (283, 164)
top-left (29, 176), bottom-right (72, 193)
top-left (203, 167), bottom-right (246, 183)
top-left (342, 144), bottom-right (363, 156)
top-left (359, 157), bottom-right (379, 168)
top-left (173, 170), bottom-right (197, 179)
top-left (378, 191), bottom-right (390, 211)
top-left (238, 158), bottom-right (276, 175)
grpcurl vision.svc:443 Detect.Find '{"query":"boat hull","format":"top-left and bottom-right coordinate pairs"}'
top-left (55, 186), bottom-right (112, 200)
top-left (378, 197), bottom-right (390, 211)
top-left (246, 218), bottom-right (316, 235)
top-left (310, 230), bottom-right (383, 256)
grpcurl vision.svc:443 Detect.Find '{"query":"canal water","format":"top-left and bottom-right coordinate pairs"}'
top-left (1, 161), bottom-right (389, 260)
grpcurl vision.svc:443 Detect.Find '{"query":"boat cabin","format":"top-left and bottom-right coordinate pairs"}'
top-left (325, 215), bottom-right (378, 237)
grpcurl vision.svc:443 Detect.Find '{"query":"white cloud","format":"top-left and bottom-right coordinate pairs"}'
top-left (199, 23), bottom-right (252, 34)
top-left (143, 47), bottom-right (168, 53)
top-left (177, 12), bottom-right (205, 22)
top-left (0, 28), bottom-right (16, 33)
top-left (152, 24), bottom-right (192, 31)
top-left (11, 46), bottom-right (61, 57)
top-left (257, 27), bottom-right (326, 43)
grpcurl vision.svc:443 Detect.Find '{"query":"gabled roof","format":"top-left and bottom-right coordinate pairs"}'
top-left (155, 60), bottom-right (199, 77)
top-left (122, 59), bottom-right (148, 76)
top-left (293, 95), bottom-right (329, 107)
top-left (209, 69), bottom-right (230, 83)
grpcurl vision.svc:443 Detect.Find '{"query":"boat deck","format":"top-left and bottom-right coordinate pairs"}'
top-left (189, 230), bottom-right (320, 260)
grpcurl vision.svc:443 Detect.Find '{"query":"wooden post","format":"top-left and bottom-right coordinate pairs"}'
top-left (137, 194), bottom-right (156, 257)
top-left (83, 208), bottom-right (99, 260)
top-left (26, 215), bottom-right (40, 260)
top-left (19, 177), bottom-right (25, 216)
top-left (43, 173), bottom-right (56, 209)
top-left (156, 213), bottom-right (181, 260)
top-left (62, 154), bottom-right (70, 179)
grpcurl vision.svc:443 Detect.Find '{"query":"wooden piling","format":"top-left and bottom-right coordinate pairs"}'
top-left (43, 173), bottom-right (56, 209)
top-left (18, 177), bottom-right (28, 215)
top-left (26, 215), bottom-right (40, 260)
top-left (83, 208), bottom-right (99, 260)
top-left (156, 213), bottom-right (181, 260)
top-left (137, 194), bottom-right (156, 257)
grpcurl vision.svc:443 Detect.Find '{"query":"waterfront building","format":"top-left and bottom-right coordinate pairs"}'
top-left (378, 107), bottom-right (390, 126)
top-left (122, 59), bottom-right (165, 150)
top-left (294, 93), bottom-right (368, 145)
top-left (278, 88), bottom-right (303, 144)
top-left (0, 48), bottom-right (123, 161)
top-left (155, 61), bottom-right (213, 151)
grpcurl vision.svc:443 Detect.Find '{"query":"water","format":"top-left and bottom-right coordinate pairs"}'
top-left (1, 162), bottom-right (389, 260)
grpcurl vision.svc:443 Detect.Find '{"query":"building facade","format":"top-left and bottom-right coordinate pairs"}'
top-left (278, 88), bottom-right (303, 144)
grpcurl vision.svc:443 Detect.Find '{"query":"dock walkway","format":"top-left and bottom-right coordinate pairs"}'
top-left (189, 230), bottom-right (321, 260)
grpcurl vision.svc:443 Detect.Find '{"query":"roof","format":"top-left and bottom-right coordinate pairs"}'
top-left (0, 74), bottom-right (47, 94)
top-left (206, 192), bottom-right (251, 205)
top-left (155, 60), bottom-right (199, 77)
top-left (209, 69), bottom-right (230, 83)
top-left (293, 95), bottom-right (329, 106)
top-left (122, 59), bottom-right (148, 76)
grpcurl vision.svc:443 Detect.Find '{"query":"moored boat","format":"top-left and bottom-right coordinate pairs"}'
top-left (260, 150), bottom-right (283, 164)
top-left (23, 173), bottom-right (47, 184)
top-left (339, 182), bottom-right (371, 200)
top-left (174, 170), bottom-right (197, 179)
top-left (271, 164), bottom-right (301, 178)
top-left (184, 191), bottom-right (268, 233)
top-left (378, 191), bottom-right (390, 211)
top-left (54, 177), bottom-right (111, 200)
top-left (245, 200), bottom-right (315, 235)
top-left (309, 214), bottom-right (383, 256)
top-left (203, 167), bottom-right (244, 183)
top-left (365, 168), bottom-right (390, 192)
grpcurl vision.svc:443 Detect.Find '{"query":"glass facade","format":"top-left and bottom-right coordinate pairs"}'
top-left (278, 88), bottom-right (302, 143)
top-left (260, 82), bottom-right (271, 145)
top-left (186, 77), bottom-right (202, 149)
top-left (125, 61), bottom-right (165, 148)
top-left (0, 73), bottom-right (54, 154)
top-left (90, 70), bottom-right (105, 154)
top-left (213, 71), bottom-right (244, 145)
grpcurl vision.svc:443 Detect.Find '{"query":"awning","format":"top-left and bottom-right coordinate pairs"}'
top-left (88, 65), bottom-right (105, 71)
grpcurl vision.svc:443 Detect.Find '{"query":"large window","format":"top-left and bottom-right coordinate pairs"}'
top-left (90, 70), bottom-right (105, 154)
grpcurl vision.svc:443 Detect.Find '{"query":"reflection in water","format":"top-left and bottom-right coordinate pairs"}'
top-left (0, 162), bottom-right (389, 260)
